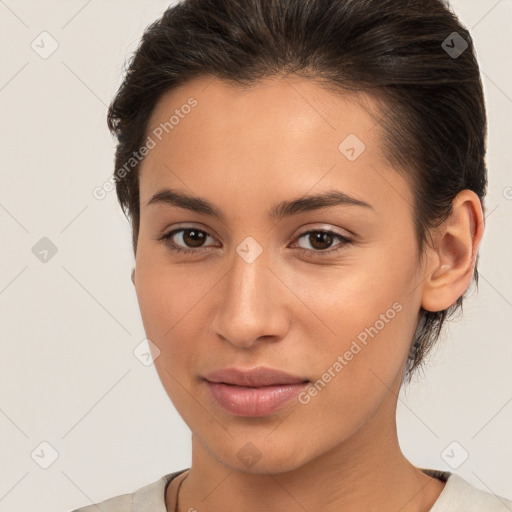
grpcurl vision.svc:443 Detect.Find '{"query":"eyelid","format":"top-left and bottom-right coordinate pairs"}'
top-left (289, 223), bottom-right (352, 242)
top-left (157, 223), bottom-right (353, 256)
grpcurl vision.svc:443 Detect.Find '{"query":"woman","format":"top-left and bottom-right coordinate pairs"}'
top-left (72, 0), bottom-right (512, 510)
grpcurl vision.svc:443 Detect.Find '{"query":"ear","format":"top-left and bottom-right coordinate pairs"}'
top-left (421, 190), bottom-right (485, 312)
top-left (131, 267), bottom-right (136, 286)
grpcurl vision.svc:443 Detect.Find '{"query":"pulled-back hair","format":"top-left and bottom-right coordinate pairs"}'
top-left (107, 0), bottom-right (487, 383)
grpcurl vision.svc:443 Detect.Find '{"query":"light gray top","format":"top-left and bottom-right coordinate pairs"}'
top-left (69, 468), bottom-right (512, 512)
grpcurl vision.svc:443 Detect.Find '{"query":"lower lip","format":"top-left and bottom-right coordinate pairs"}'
top-left (205, 380), bottom-right (309, 417)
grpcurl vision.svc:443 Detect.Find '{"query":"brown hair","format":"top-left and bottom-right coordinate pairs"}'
top-left (107, 0), bottom-right (487, 383)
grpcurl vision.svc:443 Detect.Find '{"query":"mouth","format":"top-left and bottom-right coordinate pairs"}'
top-left (203, 366), bottom-right (310, 417)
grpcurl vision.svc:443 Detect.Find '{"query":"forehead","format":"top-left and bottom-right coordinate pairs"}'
top-left (145, 75), bottom-right (385, 150)
top-left (138, 75), bottom-right (412, 217)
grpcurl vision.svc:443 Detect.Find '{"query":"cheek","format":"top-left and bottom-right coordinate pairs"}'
top-left (292, 252), bottom-right (417, 396)
top-left (135, 269), bottom-right (202, 417)
top-left (136, 255), bottom-right (200, 334)
top-left (290, 251), bottom-right (413, 342)
top-left (135, 262), bottom-right (213, 375)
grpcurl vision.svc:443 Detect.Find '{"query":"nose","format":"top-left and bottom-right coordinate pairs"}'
top-left (211, 247), bottom-right (289, 349)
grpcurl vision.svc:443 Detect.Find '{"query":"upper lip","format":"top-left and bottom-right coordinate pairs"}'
top-left (204, 366), bottom-right (309, 387)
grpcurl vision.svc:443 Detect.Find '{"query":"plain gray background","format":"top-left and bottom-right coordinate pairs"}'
top-left (0, 1), bottom-right (511, 511)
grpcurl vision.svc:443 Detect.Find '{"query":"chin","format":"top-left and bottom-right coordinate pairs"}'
top-left (211, 436), bottom-right (310, 475)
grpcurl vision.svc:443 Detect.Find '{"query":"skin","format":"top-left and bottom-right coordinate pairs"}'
top-left (131, 75), bottom-right (484, 511)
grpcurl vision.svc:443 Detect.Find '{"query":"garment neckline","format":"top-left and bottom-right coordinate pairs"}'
top-left (161, 467), bottom-right (452, 511)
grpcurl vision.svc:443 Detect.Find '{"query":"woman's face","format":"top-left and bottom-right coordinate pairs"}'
top-left (134, 75), bottom-right (429, 473)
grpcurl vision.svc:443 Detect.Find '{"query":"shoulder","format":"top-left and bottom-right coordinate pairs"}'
top-left (69, 492), bottom-right (132, 512)
top-left (431, 472), bottom-right (512, 511)
top-left (67, 469), bottom-right (188, 512)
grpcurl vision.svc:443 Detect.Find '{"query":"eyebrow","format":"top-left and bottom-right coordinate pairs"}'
top-left (146, 187), bottom-right (374, 219)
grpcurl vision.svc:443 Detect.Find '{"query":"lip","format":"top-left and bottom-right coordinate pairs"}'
top-left (204, 366), bottom-right (308, 387)
top-left (203, 366), bottom-right (309, 417)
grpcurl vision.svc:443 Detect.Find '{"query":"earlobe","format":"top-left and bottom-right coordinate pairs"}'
top-left (421, 190), bottom-right (484, 312)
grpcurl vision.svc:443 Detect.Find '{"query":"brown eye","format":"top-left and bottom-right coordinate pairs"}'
top-left (159, 228), bottom-right (216, 254)
top-left (179, 229), bottom-right (208, 248)
top-left (293, 229), bottom-right (352, 255)
top-left (306, 231), bottom-right (335, 250)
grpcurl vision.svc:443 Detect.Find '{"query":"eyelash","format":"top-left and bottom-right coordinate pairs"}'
top-left (156, 227), bottom-right (353, 257)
